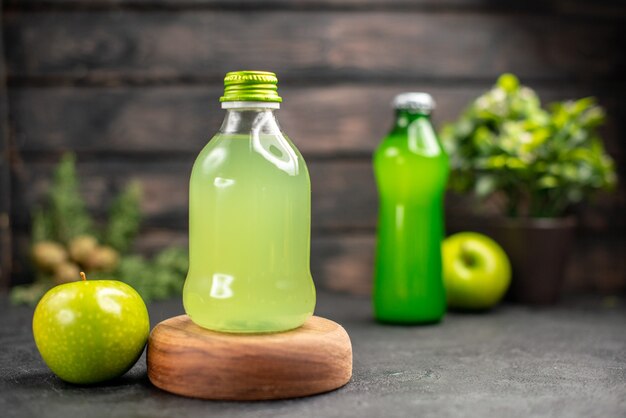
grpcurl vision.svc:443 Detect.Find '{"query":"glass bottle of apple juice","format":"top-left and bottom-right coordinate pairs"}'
top-left (373, 93), bottom-right (449, 324)
top-left (183, 71), bottom-right (316, 333)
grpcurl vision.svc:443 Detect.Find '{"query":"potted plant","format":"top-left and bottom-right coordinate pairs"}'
top-left (440, 74), bottom-right (617, 304)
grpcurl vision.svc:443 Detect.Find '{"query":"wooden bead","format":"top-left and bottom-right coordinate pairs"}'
top-left (147, 315), bottom-right (352, 400)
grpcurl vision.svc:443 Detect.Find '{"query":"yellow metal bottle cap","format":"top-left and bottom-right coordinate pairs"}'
top-left (220, 71), bottom-right (282, 103)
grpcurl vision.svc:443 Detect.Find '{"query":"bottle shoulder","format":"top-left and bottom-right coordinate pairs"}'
top-left (192, 132), bottom-right (309, 179)
top-left (375, 124), bottom-right (448, 163)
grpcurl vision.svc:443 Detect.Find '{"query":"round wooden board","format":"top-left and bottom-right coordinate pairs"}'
top-left (147, 315), bottom-right (353, 400)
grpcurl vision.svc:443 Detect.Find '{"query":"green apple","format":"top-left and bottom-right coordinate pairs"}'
top-left (33, 273), bottom-right (150, 384)
top-left (442, 232), bottom-right (511, 310)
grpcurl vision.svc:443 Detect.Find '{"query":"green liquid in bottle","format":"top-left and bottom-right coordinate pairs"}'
top-left (183, 72), bottom-right (315, 333)
top-left (373, 94), bottom-right (449, 324)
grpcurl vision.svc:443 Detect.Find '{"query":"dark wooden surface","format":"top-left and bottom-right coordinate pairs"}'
top-left (2, 0), bottom-right (625, 292)
top-left (1, 291), bottom-right (625, 417)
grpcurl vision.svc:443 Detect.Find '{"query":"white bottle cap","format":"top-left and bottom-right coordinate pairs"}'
top-left (392, 92), bottom-right (436, 114)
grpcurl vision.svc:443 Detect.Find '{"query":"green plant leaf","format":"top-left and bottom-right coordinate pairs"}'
top-left (438, 74), bottom-right (617, 217)
top-left (497, 73), bottom-right (519, 93)
top-left (538, 175), bottom-right (559, 189)
top-left (31, 207), bottom-right (54, 243)
top-left (47, 153), bottom-right (94, 243)
top-left (105, 182), bottom-right (142, 254)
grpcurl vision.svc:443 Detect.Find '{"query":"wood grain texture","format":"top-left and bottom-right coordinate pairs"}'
top-left (0, 5), bottom-right (12, 290)
top-left (147, 315), bottom-right (353, 400)
top-left (9, 159), bottom-right (379, 230)
top-left (6, 0), bottom-right (624, 23)
top-left (8, 85), bottom-right (624, 158)
top-left (6, 0), bottom-right (615, 10)
top-left (11, 159), bottom-right (625, 231)
top-left (3, 1), bottom-right (625, 294)
top-left (312, 229), bottom-right (626, 296)
top-left (5, 11), bottom-right (625, 82)
top-left (9, 225), bottom-right (625, 296)
top-left (3, 0), bottom-right (498, 7)
top-left (9, 223), bottom-right (625, 293)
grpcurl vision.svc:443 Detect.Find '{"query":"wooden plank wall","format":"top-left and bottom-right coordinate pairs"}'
top-left (2, 0), bottom-right (625, 294)
top-left (0, 0), bottom-right (11, 290)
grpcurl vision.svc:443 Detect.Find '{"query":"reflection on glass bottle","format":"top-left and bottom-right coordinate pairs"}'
top-left (183, 71), bottom-right (316, 333)
top-left (373, 93), bottom-right (449, 324)
top-left (209, 274), bottom-right (234, 299)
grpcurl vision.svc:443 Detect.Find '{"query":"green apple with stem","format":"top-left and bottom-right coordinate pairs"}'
top-left (33, 272), bottom-right (150, 384)
top-left (442, 232), bottom-right (511, 310)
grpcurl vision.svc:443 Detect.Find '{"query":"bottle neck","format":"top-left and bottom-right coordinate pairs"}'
top-left (219, 103), bottom-right (281, 135)
top-left (393, 109), bottom-right (431, 129)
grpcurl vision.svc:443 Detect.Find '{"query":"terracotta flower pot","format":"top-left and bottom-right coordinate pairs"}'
top-left (470, 217), bottom-right (577, 305)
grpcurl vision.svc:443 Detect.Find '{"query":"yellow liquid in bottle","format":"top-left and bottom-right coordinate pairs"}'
top-left (183, 132), bottom-right (316, 333)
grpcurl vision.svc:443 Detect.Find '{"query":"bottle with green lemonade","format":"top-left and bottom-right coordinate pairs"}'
top-left (183, 71), bottom-right (316, 333)
top-left (373, 93), bottom-right (449, 324)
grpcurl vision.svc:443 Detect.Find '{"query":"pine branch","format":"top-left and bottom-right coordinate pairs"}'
top-left (48, 153), bottom-right (93, 243)
top-left (105, 181), bottom-right (142, 254)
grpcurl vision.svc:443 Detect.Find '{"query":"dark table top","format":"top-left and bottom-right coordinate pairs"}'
top-left (1, 291), bottom-right (625, 418)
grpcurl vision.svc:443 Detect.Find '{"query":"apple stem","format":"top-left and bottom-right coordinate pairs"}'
top-left (80, 271), bottom-right (87, 282)
top-left (461, 253), bottom-right (475, 267)
top-left (460, 244), bottom-right (476, 268)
